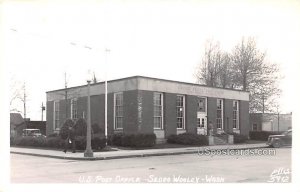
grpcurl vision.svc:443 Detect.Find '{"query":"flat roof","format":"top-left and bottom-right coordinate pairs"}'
top-left (46, 75), bottom-right (248, 93)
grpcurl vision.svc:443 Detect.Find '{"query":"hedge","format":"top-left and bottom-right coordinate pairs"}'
top-left (108, 133), bottom-right (156, 148)
top-left (232, 133), bottom-right (248, 144)
top-left (13, 136), bottom-right (47, 147)
top-left (167, 133), bottom-right (208, 146)
top-left (249, 131), bottom-right (283, 141)
top-left (74, 136), bottom-right (107, 150)
top-left (11, 136), bottom-right (106, 150)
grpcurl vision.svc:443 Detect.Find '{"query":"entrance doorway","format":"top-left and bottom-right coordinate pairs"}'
top-left (196, 97), bottom-right (207, 135)
top-left (197, 113), bottom-right (207, 135)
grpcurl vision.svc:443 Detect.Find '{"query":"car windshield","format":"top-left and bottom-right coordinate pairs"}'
top-left (23, 129), bottom-right (41, 135)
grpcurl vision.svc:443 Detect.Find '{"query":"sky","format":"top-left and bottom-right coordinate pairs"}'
top-left (2, 0), bottom-right (300, 120)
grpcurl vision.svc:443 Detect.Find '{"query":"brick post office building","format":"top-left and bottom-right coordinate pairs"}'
top-left (46, 76), bottom-right (250, 140)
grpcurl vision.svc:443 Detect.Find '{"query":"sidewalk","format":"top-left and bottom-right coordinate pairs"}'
top-left (10, 143), bottom-right (269, 161)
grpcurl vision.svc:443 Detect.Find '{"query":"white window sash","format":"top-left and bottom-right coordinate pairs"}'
top-left (114, 92), bottom-right (123, 130)
top-left (154, 92), bottom-right (163, 130)
top-left (176, 95), bottom-right (185, 129)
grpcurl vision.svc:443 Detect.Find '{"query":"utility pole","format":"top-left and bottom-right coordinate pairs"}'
top-left (262, 93), bottom-right (265, 114)
top-left (277, 112), bottom-right (280, 132)
top-left (105, 48), bottom-right (110, 146)
top-left (41, 102), bottom-right (45, 121)
top-left (23, 82), bottom-right (27, 119)
top-left (84, 79), bottom-right (93, 157)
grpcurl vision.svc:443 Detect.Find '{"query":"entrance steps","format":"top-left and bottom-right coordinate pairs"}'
top-left (208, 135), bottom-right (234, 145)
top-left (213, 136), bottom-right (228, 145)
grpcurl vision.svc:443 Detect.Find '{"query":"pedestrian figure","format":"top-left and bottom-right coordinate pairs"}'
top-left (63, 127), bottom-right (76, 153)
top-left (208, 121), bottom-right (214, 136)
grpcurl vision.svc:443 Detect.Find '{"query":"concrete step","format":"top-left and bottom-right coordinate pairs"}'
top-left (213, 136), bottom-right (227, 145)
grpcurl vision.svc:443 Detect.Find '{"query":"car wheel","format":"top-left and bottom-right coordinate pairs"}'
top-left (272, 140), bottom-right (282, 148)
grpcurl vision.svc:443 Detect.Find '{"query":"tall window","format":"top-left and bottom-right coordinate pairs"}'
top-left (114, 92), bottom-right (123, 129)
top-left (154, 92), bottom-right (163, 129)
top-left (233, 101), bottom-right (239, 129)
top-left (197, 97), bottom-right (206, 112)
top-left (216, 99), bottom-right (223, 129)
top-left (54, 101), bottom-right (60, 130)
top-left (71, 98), bottom-right (78, 120)
top-left (176, 95), bottom-right (185, 129)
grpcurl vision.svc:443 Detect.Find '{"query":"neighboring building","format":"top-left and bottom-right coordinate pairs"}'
top-left (25, 120), bottom-right (46, 135)
top-left (46, 76), bottom-right (250, 140)
top-left (250, 113), bottom-right (292, 132)
top-left (10, 113), bottom-right (26, 137)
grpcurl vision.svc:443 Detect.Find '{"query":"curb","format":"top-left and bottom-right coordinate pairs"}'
top-left (10, 145), bottom-right (269, 161)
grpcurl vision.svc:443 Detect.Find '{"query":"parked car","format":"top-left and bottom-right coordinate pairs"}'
top-left (22, 129), bottom-right (46, 137)
top-left (267, 130), bottom-right (292, 148)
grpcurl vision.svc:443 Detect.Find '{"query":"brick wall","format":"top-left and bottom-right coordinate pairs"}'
top-left (164, 93), bottom-right (177, 136)
top-left (207, 97), bottom-right (217, 133)
top-left (224, 99), bottom-right (233, 133)
top-left (123, 90), bottom-right (138, 134)
top-left (90, 95), bottom-right (105, 132)
top-left (186, 95), bottom-right (197, 134)
top-left (240, 100), bottom-right (250, 136)
top-left (139, 90), bottom-right (154, 134)
top-left (46, 101), bottom-right (54, 136)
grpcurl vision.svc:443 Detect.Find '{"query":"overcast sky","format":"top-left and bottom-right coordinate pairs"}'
top-left (2, 0), bottom-right (300, 120)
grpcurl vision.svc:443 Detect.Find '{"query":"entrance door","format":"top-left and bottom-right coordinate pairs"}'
top-left (197, 112), bottom-right (207, 135)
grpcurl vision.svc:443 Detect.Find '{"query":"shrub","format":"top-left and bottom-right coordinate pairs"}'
top-left (59, 119), bottom-right (75, 140)
top-left (74, 118), bottom-right (87, 136)
top-left (110, 133), bottom-right (123, 146)
top-left (249, 131), bottom-right (283, 141)
top-left (14, 136), bottom-right (47, 147)
top-left (109, 133), bottom-right (156, 148)
top-left (232, 133), bottom-right (248, 143)
top-left (121, 134), bottom-right (135, 147)
top-left (74, 136), bottom-right (86, 150)
top-left (92, 137), bottom-right (107, 150)
top-left (92, 123), bottom-right (104, 135)
top-left (47, 133), bottom-right (59, 138)
top-left (130, 134), bottom-right (156, 147)
top-left (167, 133), bottom-right (208, 146)
top-left (75, 136), bottom-right (107, 150)
top-left (46, 137), bottom-right (65, 148)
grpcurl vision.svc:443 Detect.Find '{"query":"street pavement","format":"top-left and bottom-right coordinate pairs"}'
top-left (10, 147), bottom-right (291, 183)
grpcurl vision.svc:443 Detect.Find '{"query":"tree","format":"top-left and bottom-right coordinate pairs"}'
top-left (10, 78), bottom-right (28, 118)
top-left (195, 37), bottom-right (281, 113)
top-left (195, 40), bottom-right (234, 88)
top-left (59, 119), bottom-right (75, 140)
top-left (73, 118), bottom-right (87, 136)
top-left (231, 37), bottom-right (281, 113)
top-left (218, 53), bottom-right (235, 88)
top-left (195, 40), bottom-right (223, 87)
top-left (10, 78), bottom-right (22, 113)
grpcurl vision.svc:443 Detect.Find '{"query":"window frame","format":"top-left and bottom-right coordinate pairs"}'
top-left (114, 92), bottom-right (124, 130)
top-left (233, 100), bottom-right (239, 130)
top-left (71, 98), bottom-right (78, 121)
top-left (153, 92), bottom-right (164, 130)
top-left (197, 97), bottom-right (207, 113)
top-left (216, 99), bottom-right (223, 130)
top-left (176, 95), bottom-right (185, 129)
top-left (54, 101), bottom-right (60, 130)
